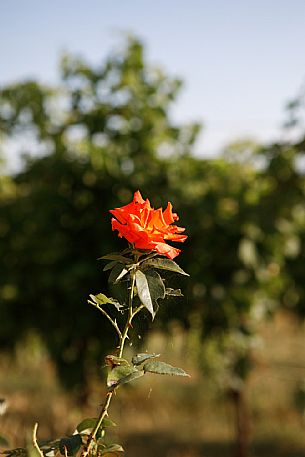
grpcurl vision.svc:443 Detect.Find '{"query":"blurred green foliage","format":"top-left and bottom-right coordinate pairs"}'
top-left (1, 37), bottom-right (305, 393)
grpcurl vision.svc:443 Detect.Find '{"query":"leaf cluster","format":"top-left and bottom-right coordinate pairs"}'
top-left (99, 251), bottom-right (188, 319)
top-left (106, 352), bottom-right (189, 390)
top-left (2, 418), bottom-right (122, 457)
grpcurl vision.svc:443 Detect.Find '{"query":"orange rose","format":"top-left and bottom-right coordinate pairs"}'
top-left (110, 191), bottom-right (187, 259)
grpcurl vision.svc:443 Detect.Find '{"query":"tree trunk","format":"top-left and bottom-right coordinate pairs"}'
top-left (231, 387), bottom-right (252, 457)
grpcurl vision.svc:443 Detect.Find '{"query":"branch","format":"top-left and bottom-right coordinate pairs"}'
top-left (88, 300), bottom-right (122, 339)
top-left (131, 304), bottom-right (145, 319)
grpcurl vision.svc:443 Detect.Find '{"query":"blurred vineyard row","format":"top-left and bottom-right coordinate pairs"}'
top-left (1, 37), bottom-right (305, 456)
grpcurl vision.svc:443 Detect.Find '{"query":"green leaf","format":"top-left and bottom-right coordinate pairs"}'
top-left (115, 369), bottom-right (144, 387)
top-left (108, 264), bottom-right (128, 283)
top-left (100, 443), bottom-right (124, 455)
top-left (141, 258), bottom-right (189, 276)
top-left (2, 448), bottom-right (27, 457)
top-left (101, 417), bottom-right (117, 428)
top-left (39, 439), bottom-right (61, 457)
top-left (89, 293), bottom-right (123, 311)
top-left (143, 361), bottom-right (190, 377)
top-left (90, 293), bottom-right (119, 306)
top-left (59, 435), bottom-right (82, 456)
top-left (76, 417), bottom-right (116, 435)
top-left (76, 417), bottom-right (98, 434)
top-left (165, 288), bottom-right (183, 297)
top-left (129, 249), bottom-right (153, 257)
top-left (0, 435), bottom-right (9, 447)
top-left (103, 260), bottom-right (119, 272)
top-left (135, 270), bottom-right (165, 319)
top-left (107, 365), bottom-right (144, 388)
top-left (107, 364), bottom-right (134, 387)
top-left (132, 353), bottom-right (160, 365)
top-left (101, 417), bottom-right (116, 428)
top-left (98, 253), bottom-right (131, 263)
top-left (105, 355), bottom-right (129, 367)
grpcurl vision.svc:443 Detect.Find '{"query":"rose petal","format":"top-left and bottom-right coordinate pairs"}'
top-left (109, 192), bottom-right (187, 259)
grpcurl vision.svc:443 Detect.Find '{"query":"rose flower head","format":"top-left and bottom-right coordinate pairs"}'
top-left (110, 191), bottom-right (187, 259)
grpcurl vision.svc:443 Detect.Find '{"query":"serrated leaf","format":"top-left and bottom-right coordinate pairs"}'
top-left (98, 253), bottom-right (131, 263)
top-left (89, 293), bottom-right (123, 311)
top-left (59, 435), bottom-right (82, 456)
top-left (135, 270), bottom-right (165, 319)
top-left (132, 353), bottom-right (160, 365)
top-left (141, 258), bottom-right (189, 276)
top-left (100, 443), bottom-right (124, 455)
top-left (143, 361), bottom-right (190, 377)
top-left (0, 435), bottom-right (9, 447)
top-left (107, 366), bottom-right (144, 388)
top-left (165, 288), bottom-right (183, 297)
top-left (108, 264), bottom-right (128, 284)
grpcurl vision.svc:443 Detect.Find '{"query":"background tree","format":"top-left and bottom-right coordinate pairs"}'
top-left (1, 35), bottom-right (305, 457)
top-left (0, 37), bottom-right (200, 395)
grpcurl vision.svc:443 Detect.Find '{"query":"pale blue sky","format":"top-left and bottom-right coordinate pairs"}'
top-left (1, 0), bottom-right (305, 163)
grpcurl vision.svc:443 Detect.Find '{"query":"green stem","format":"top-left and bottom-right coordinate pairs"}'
top-left (82, 259), bottom-right (139, 457)
top-left (81, 391), bottom-right (114, 457)
top-left (118, 269), bottom-right (136, 358)
top-left (88, 300), bottom-right (122, 340)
